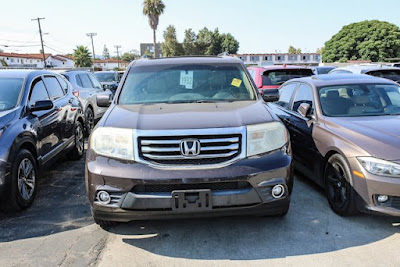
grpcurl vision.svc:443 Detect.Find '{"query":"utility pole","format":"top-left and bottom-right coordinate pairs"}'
top-left (114, 45), bottom-right (121, 69)
top-left (31, 17), bottom-right (46, 69)
top-left (86, 33), bottom-right (97, 61)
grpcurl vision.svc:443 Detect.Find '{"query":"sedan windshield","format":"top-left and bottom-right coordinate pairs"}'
top-left (262, 69), bottom-right (313, 86)
top-left (319, 83), bottom-right (400, 117)
top-left (0, 78), bottom-right (23, 111)
top-left (366, 70), bottom-right (400, 83)
top-left (94, 73), bottom-right (117, 82)
top-left (119, 64), bottom-right (256, 104)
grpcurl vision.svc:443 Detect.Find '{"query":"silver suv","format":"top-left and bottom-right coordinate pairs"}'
top-left (62, 71), bottom-right (111, 135)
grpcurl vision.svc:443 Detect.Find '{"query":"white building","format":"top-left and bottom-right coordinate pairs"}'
top-left (233, 53), bottom-right (321, 66)
top-left (0, 52), bottom-right (75, 69)
top-left (93, 59), bottom-right (130, 70)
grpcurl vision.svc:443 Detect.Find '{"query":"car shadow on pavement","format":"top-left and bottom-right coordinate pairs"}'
top-left (0, 152), bottom-right (93, 243)
top-left (111, 173), bottom-right (400, 260)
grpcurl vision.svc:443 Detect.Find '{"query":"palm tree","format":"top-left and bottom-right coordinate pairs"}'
top-left (73, 45), bottom-right (92, 67)
top-left (143, 0), bottom-right (165, 58)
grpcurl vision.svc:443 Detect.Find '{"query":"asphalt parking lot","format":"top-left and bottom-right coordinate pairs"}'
top-left (0, 149), bottom-right (399, 267)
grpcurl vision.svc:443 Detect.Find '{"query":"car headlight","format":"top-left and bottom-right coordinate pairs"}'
top-left (358, 157), bottom-right (400, 177)
top-left (246, 122), bottom-right (287, 157)
top-left (90, 127), bottom-right (134, 160)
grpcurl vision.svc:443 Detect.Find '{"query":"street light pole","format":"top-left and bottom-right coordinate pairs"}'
top-left (114, 45), bottom-right (121, 69)
top-left (31, 17), bottom-right (46, 69)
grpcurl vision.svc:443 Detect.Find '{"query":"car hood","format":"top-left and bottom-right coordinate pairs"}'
top-left (325, 116), bottom-right (400, 160)
top-left (103, 100), bottom-right (274, 130)
top-left (0, 109), bottom-right (17, 129)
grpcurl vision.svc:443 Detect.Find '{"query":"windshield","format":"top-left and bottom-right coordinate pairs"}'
top-left (119, 64), bottom-right (256, 104)
top-left (94, 72), bottom-right (117, 82)
top-left (0, 78), bottom-right (23, 112)
top-left (319, 83), bottom-right (400, 117)
top-left (366, 70), bottom-right (400, 83)
top-left (262, 69), bottom-right (313, 86)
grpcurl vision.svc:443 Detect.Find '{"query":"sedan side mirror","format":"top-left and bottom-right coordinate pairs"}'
top-left (298, 103), bottom-right (312, 118)
top-left (30, 100), bottom-right (54, 112)
top-left (262, 89), bottom-right (279, 102)
top-left (97, 94), bottom-right (112, 107)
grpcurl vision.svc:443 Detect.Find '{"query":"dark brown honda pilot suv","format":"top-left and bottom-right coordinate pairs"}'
top-left (85, 56), bottom-right (293, 227)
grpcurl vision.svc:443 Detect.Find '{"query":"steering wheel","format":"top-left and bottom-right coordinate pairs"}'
top-left (211, 91), bottom-right (235, 99)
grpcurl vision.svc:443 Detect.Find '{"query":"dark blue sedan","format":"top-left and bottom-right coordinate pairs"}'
top-left (0, 70), bottom-right (85, 211)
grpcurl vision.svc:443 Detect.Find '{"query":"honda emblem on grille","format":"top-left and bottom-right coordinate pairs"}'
top-left (180, 139), bottom-right (201, 156)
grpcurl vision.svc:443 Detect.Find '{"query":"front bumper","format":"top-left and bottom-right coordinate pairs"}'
top-left (349, 158), bottom-right (400, 216)
top-left (86, 148), bottom-right (293, 222)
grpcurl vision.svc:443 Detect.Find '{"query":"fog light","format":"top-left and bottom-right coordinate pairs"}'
top-left (271, 184), bottom-right (285, 199)
top-left (97, 191), bottom-right (111, 204)
top-left (377, 195), bottom-right (389, 203)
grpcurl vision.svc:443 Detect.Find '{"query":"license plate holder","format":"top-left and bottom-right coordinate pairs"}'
top-left (172, 189), bottom-right (212, 212)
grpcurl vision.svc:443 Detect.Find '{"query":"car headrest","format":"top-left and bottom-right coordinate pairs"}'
top-left (327, 91), bottom-right (339, 99)
top-left (352, 95), bottom-right (369, 105)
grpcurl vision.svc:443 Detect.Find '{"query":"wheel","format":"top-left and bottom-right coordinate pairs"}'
top-left (85, 108), bottom-right (94, 137)
top-left (7, 149), bottom-right (38, 211)
top-left (67, 121), bottom-right (84, 160)
top-left (325, 154), bottom-right (358, 216)
top-left (93, 216), bottom-right (118, 229)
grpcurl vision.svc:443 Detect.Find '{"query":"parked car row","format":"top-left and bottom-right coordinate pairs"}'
top-left (1, 57), bottom-right (399, 227)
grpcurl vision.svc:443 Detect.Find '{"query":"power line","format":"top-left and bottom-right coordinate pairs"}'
top-left (43, 44), bottom-right (68, 54)
top-left (0, 44), bottom-right (41, 48)
top-left (31, 17), bottom-right (46, 68)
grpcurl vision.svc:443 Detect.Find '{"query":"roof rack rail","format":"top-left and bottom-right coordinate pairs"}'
top-left (218, 52), bottom-right (230, 57)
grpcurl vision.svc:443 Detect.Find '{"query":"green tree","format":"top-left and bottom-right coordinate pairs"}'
top-left (121, 52), bottom-right (138, 62)
top-left (102, 45), bottom-right (110, 59)
top-left (220, 33), bottom-right (239, 54)
top-left (73, 45), bottom-right (92, 67)
top-left (143, 0), bottom-right (165, 58)
top-left (323, 20), bottom-right (400, 62)
top-left (288, 46), bottom-right (301, 54)
top-left (196, 27), bottom-right (213, 55)
top-left (162, 25), bottom-right (183, 57)
top-left (183, 28), bottom-right (197, 55)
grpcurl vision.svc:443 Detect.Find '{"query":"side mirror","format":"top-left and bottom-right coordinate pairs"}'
top-left (298, 103), bottom-right (312, 118)
top-left (262, 89), bottom-right (279, 102)
top-left (97, 94), bottom-right (112, 107)
top-left (30, 100), bottom-right (54, 112)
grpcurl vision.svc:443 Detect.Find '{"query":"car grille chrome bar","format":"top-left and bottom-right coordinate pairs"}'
top-left (133, 127), bottom-right (247, 170)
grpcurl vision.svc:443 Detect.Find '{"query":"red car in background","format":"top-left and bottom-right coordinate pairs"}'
top-left (248, 65), bottom-right (313, 95)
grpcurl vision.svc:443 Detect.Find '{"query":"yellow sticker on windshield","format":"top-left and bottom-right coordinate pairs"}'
top-left (231, 78), bottom-right (242, 87)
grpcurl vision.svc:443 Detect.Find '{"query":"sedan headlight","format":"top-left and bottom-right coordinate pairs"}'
top-left (90, 127), bottom-right (134, 160)
top-left (246, 122), bottom-right (287, 157)
top-left (358, 157), bottom-right (400, 177)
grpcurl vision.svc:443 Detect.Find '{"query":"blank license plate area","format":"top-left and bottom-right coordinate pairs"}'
top-left (172, 189), bottom-right (212, 212)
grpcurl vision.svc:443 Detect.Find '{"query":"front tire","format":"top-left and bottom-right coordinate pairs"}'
top-left (7, 149), bottom-right (38, 211)
top-left (325, 154), bottom-right (358, 216)
top-left (67, 121), bottom-right (84, 160)
top-left (85, 108), bottom-right (94, 137)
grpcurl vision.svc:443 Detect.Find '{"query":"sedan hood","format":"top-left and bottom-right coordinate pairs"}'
top-left (0, 109), bottom-right (17, 129)
top-left (103, 101), bottom-right (274, 130)
top-left (326, 116), bottom-right (400, 160)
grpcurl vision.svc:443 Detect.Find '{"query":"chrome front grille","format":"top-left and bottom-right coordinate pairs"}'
top-left (134, 127), bottom-right (246, 169)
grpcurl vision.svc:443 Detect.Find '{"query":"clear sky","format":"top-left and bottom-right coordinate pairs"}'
top-left (1, 0), bottom-right (399, 56)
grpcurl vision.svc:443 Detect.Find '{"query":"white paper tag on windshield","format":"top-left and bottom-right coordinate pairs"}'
top-left (180, 71), bottom-right (193, 89)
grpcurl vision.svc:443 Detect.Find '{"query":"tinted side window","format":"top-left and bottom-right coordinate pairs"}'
top-left (56, 76), bottom-right (69, 93)
top-left (43, 76), bottom-right (65, 99)
top-left (79, 74), bottom-right (93, 88)
top-left (75, 74), bottom-right (83, 87)
top-left (276, 83), bottom-right (297, 108)
top-left (88, 74), bottom-right (102, 89)
top-left (292, 84), bottom-right (314, 112)
top-left (29, 78), bottom-right (49, 106)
